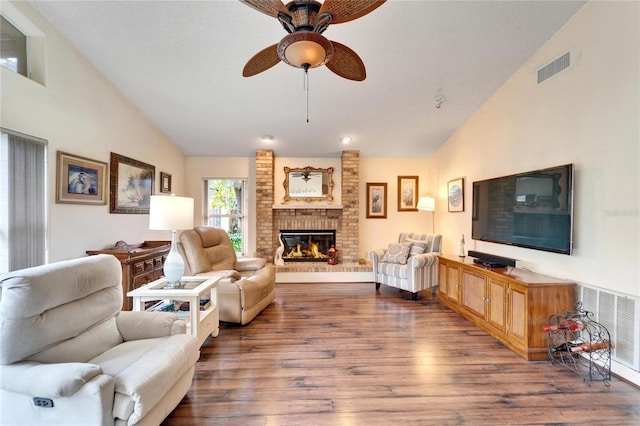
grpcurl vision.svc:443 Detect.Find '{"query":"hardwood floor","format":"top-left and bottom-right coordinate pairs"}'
top-left (163, 283), bottom-right (640, 425)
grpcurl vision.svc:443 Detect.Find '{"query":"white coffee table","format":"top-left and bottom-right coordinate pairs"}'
top-left (128, 275), bottom-right (223, 347)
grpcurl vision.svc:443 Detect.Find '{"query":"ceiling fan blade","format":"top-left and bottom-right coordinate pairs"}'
top-left (239, 0), bottom-right (289, 18)
top-left (243, 44), bottom-right (281, 77)
top-left (318, 0), bottom-right (386, 24)
top-left (326, 41), bottom-right (366, 81)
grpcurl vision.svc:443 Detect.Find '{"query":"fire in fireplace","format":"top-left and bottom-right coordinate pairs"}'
top-left (280, 230), bottom-right (336, 263)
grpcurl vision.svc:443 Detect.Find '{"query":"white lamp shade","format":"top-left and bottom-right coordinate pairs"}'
top-left (417, 196), bottom-right (436, 211)
top-left (149, 195), bottom-right (193, 286)
top-left (149, 195), bottom-right (194, 231)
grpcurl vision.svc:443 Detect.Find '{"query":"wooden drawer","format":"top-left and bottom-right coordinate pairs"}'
top-left (153, 256), bottom-right (164, 270)
top-left (133, 271), bottom-right (155, 290)
top-left (133, 260), bottom-right (154, 275)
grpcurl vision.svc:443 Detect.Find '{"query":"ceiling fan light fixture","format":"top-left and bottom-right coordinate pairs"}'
top-left (341, 136), bottom-right (352, 144)
top-left (261, 134), bottom-right (275, 143)
top-left (278, 32), bottom-right (333, 69)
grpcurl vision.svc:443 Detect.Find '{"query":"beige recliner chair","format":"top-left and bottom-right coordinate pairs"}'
top-left (0, 254), bottom-right (199, 426)
top-left (178, 226), bottom-right (276, 325)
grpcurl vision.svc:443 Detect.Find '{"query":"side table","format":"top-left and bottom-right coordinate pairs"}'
top-left (127, 275), bottom-right (225, 347)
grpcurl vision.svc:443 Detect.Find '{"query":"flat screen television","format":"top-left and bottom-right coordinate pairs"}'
top-left (471, 164), bottom-right (574, 255)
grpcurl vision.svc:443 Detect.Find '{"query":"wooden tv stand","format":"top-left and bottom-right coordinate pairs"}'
top-left (437, 255), bottom-right (576, 361)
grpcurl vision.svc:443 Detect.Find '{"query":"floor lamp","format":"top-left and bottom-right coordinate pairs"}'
top-left (417, 195), bottom-right (436, 234)
top-left (149, 194), bottom-right (194, 287)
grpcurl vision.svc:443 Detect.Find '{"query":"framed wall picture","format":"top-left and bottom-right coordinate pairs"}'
top-left (160, 172), bottom-right (172, 193)
top-left (366, 182), bottom-right (387, 218)
top-left (56, 151), bottom-right (108, 205)
top-left (109, 152), bottom-right (155, 214)
top-left (448, 177), bottom-right (465, 212)
top-left (397, 176), bottom-right (419, 211)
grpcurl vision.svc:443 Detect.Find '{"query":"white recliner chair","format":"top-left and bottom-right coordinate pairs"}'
top-left (0, 254), bottom-right (200, 426)
top-left (369, 232), bottom-right (442, 300)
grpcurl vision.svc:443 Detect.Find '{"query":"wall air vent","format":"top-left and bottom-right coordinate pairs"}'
top-left (579, 284), bottom-right (639, 371)
top-left (537, 51), bottom-right (571, 84)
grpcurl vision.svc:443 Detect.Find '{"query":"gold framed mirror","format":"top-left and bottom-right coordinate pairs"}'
top-left (283, 166), bottom-right (334, 202)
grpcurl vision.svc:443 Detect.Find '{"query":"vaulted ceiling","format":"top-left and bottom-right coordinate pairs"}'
top-left (29, 0), bottom-right (586, 158)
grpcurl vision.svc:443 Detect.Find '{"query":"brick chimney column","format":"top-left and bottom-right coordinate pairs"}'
top-left (255, 149), bottom-right (274, 260)
top-left (341, 150), bottom-right (359, 264)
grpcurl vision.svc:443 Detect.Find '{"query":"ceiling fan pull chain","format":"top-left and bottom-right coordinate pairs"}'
top-left (305, 71), bottom-right (309, 123)
top-left (306, 71), bottom-right (310, 123)
top-left (302, 66), bottom-right (306, 91)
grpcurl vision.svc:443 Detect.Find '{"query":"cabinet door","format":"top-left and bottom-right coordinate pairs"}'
top-left (462, 270), bottom-right (486, 319)
top-left (438, 263), bottom-right (447, 296)
top-left (446, 265), bottom-right (460, 303)
top-left (507, 284), bottom-right (527, 345)
top-left (487, 278), bottom-right (507, 333)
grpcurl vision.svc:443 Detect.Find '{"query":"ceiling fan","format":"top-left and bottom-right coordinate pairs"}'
top-left (240, 0), bottom-right (386, 81)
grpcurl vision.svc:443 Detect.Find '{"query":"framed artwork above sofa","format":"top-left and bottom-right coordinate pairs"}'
top-left (109, 152), bottom-right (155, 214)
top-left (55, 151), bottom-right (108, 205)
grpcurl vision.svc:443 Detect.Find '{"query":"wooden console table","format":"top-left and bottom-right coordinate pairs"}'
top-left (437, 255), bottom-right (576, 361)
top-left (87, 240), bottom-right (171, 310)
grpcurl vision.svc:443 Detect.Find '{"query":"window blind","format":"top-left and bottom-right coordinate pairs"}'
top-left (0, 129), bottom-right (47, 272)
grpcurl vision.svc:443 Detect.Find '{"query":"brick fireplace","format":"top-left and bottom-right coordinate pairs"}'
top-left (255, 150), bottom-right (361, 268)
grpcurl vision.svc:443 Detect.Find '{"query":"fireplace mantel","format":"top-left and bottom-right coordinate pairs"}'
top-left (272, 204), bottom-right (343, 210)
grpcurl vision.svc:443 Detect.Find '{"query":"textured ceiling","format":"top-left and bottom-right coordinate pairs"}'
top-left (29, 0), bottom-right (586, 158)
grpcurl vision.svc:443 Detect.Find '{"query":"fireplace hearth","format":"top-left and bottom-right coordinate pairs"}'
top-left (279, 230), bottom-right (336, 263)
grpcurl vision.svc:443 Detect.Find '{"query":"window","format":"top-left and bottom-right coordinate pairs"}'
top-left (204, 179), bottom-right (247, 255)
top-left (1, 15), bottom-right (28, 77)
top-left (0, 129), bottom-right (47, 273)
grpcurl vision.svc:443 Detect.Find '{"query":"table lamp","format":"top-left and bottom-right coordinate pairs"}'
top-left (149, 194), bottom-right (194, 287)
top-left (417, 195), bottom-right (436, 234)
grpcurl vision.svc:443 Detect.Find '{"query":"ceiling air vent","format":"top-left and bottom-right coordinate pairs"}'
top-left (537, 51), bottom-right (571, 84)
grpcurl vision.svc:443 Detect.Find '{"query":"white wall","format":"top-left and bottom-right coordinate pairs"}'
top-left (0, 1), bottom-right (186, 261)
top-left (185, 156), bottom-right (256, 256)
top-left (427, 1), bottom-right (639, 297)
top-left (359, 158), bottom-right (434, 260)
